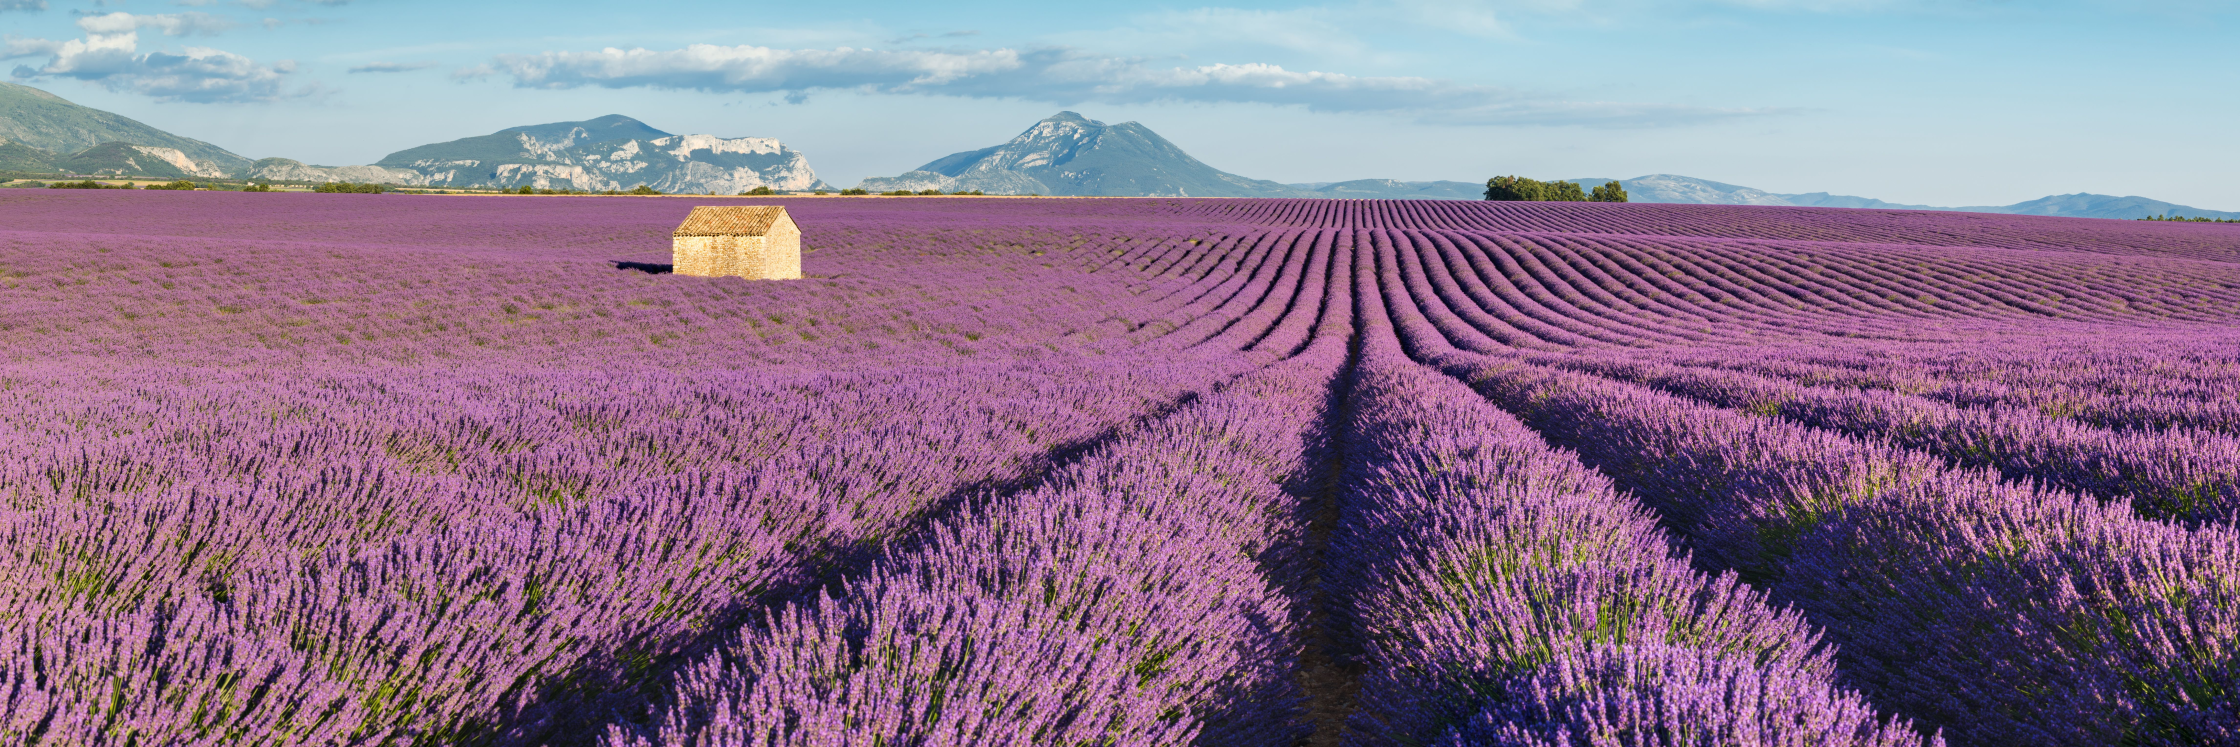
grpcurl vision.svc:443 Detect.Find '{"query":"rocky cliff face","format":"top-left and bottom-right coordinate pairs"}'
top-left (250, 115), bottom-right (832, 193)
top-left (859, 112), bottom-right (1309, 197)
top-left (58, 142), bottom-right (233, 179)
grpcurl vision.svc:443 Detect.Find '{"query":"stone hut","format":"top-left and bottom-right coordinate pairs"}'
top-left (671, 206), bottom-right (801, 279)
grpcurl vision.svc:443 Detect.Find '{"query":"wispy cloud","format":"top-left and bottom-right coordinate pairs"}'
top-left (347, 60), bottom-right (432, 73)
top-left (4, 11), bottom-right (301, 102)
top-left (486, 44), bottom-right (1779, 127)
top-left (0, 0), bottom-right (47, 13)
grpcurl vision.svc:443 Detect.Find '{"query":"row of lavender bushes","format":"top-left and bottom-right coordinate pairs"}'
top-left (1545, 352), bottom-right (2240, 525)
top-left (1330, 240), bottom-right (1935, 745)
top-left (607, 229), bottom-right (1357, 744)
top-left (1662, 339), bottom-right (2240, 438)
top-left (1369, 235), bottom-right (2240, 745)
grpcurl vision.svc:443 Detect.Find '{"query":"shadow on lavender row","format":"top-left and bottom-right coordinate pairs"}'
top-left (610, 261), bottom-right (674, 274)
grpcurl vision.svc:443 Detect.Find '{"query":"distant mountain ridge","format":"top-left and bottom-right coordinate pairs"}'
top-left (1591, 174), bottom-right (2240, 221)
top-left (249, 115), bottom-right (834, 193)
top-left (859, 112), bottom-right (1310, 197)
top-left (2, 84), bottom-right (2230, 220)
top-left (0, 82), bottom-right (249, 176)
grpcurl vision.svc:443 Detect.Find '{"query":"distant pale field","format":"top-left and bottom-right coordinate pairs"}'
top-left (1, 191), bottom-right (2236, 746)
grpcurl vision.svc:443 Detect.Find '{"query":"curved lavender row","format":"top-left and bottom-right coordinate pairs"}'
top-left (1438, 643), bottom-right (1936, 747)
top-left (1355, 229), bottom-right (2240, 357)
top-left (607, 241), bottom-right (1357, 746)
top-left (1332, 245), bottom-right (1930, 746)
top-left (1373, 251), bottom-right (2240, 745)
top-left (1663, 336), bottom-right (2240, 437)
top-left (1389, 227), bottom-right (2240, 524)
top-left (1172, 199), bottom-right (2240, 262)
top-left (1548, 352), bottom-right (2240, 524)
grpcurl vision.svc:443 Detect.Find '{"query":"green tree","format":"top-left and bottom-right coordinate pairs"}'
top-left (1590, 180), bottom-right (1629, 203)
top-left (742, 186), bottom-right (777, 196)
top-left (1487, 175), bottom-right (1599, 202)
top-left (1484, 175), bottom-right (1542, 201)
top-left (628, 185), bottom-right (662, 196)
top-left (840, 188), bottom-right (869, 195)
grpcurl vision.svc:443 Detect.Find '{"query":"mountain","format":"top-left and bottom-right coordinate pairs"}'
top-left (1577, 174), bottom-right (2239, 220)
top-left (1593, 174), bottom-right (1795, 206)
top-left (1777, 192), bottom-right (1941, 211)
top-left (250, 115), bottom-right (833, 193)
top-left (0, 82), bottom-right (249, 175)
top-left (0, 139), bottom-right (58, 173)
top-left (374, 114), bottom-right (671, 170)
top-left (1971, 193), bottom-right (2240, 221)
top-left (58, 142), bottom-right (234, 179)
top-left (858, 112), bottom-right (1310, 197)
top-left (1288, 179), bottom-right (1485, 200)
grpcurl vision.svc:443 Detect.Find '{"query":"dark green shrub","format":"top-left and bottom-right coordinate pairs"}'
top-left (1484, 175), bottom-right (1587, 202)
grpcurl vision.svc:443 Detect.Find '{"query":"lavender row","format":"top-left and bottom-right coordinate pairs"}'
top-left (1663, 336), bottom-right (2240, 437)
top-left (609, 241), bottom-right (1356, 745)
top-left (1175, 198), bottom-right (2240, 262)
top-left (1546, 351), bottom-right (2240, 524)
top-left (0, 359), bottom-right (1258, 743)
top-left (1331, 250), bottom-right (1932, 746)
top-left (1373, 241), bottom-right (2240, 745)
top-left (1390, 228), bottom-right (2240, 523)
top-left (1407, 229), bottom-right (2240, 346)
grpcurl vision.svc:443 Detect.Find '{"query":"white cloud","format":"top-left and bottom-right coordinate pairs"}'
top-left (496, 45), bottom-right (1027, 92)
top-left (5, 12), bottom-right (298, 102)
top-left (488, 44), bottom-right (1779, 127)
top-left (77, 11), bottom-right (238, 36)
top-left (1, 0), bottom-right (47, 12)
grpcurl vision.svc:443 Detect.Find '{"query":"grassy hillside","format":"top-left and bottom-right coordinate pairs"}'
top-left (0, 83), bottom-right (250, 175)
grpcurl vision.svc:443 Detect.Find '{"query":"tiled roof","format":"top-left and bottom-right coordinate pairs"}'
top-left (673, 206), bottom-right (790, 237)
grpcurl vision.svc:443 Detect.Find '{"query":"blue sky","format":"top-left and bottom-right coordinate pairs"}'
top-left (4, 0), bottom-right (2234, 207)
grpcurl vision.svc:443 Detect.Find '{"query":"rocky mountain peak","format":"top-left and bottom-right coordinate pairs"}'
top-left (264, 116), bottom-right (829, 193)
top-left (858, 111), bottom-right (1307, 198)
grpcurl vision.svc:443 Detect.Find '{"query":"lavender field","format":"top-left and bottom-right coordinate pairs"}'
top-left (3, 190), bottom-right (2238, 746)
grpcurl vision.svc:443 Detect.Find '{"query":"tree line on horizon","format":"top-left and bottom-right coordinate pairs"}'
top-left (2139, 214), bottom-right (2239, 224)
top-left (1484, 176), bottom-right (1628, 203)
